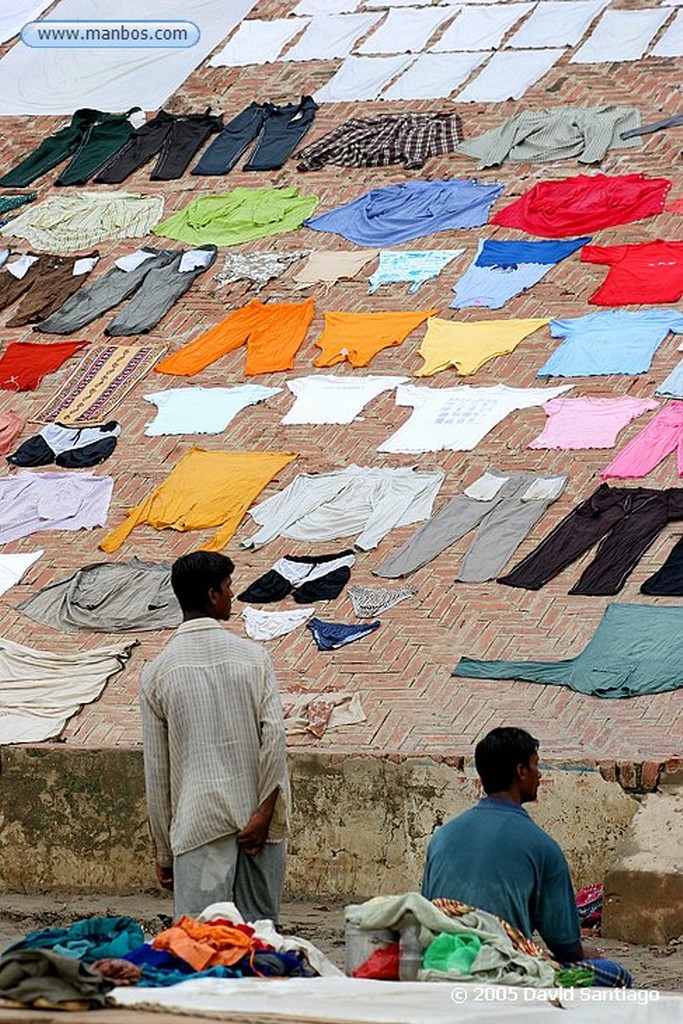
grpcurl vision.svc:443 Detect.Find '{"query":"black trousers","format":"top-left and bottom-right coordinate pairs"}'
top-left (192, 96), bottom-right (318, 175)
top-left (499, 484), bottom-right (683, 595)
top-left (641, 535), bottom-right (683, 595)
top-left (94, 109), bottom-right (223, 183)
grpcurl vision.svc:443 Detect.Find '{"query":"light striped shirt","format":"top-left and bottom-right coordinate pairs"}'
top-left (140, 618), bottom-right (290, 866)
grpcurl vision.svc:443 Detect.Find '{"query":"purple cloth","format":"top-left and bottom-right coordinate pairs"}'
top-left (0, 470), bottom-right (113, 543)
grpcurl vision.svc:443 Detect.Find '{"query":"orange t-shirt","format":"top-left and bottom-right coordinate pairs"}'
top-left (313, 309), bottom-right (439, 368)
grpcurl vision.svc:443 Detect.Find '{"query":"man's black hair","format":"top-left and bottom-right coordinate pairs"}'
top-left (171, 551), bottom-right (235, 613)
top-left (474, 727), bottom-right (539, 794)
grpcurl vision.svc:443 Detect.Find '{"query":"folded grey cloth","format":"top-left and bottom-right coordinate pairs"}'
top-left (0, 949), bottom-right (113, 1008)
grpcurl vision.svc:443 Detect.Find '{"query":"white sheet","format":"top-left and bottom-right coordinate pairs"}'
top-left (661, 0), bottom-right (683, 6)
top-left (0, 551), bottom-right (42, 597)
top-left (294, 0), bottom-right (359, 13)
top-left (651, 10), bottom-right (683, 56)
top-left (282, 12), bottom-right (380, 60)
top-left (432, 4), bottom-right (533, 52)
top-left (314, 53), bottom-right (414, 101)
top-left (0, 0), bottom-right (258, 115)
top-left (508, 0), bottom-right (607, 48)
top-left (357, 5), bottom-right (459, 53)
top-left (0, 0), bottom-right (53, 45)
top-left (210, 17), bottom-right (309, 66)
top-left (381, 51), bottom-right (486, 99)
top-left (570, 8), bottom-right (670, 63)
top-left (457, 48), bottom-right (563, 101)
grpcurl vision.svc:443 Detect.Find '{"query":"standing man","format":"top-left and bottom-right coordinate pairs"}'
top-left (140, 550), bottom-right (289, 923)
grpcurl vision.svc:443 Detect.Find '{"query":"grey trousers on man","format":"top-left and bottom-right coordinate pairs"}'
top-left (174, 835), bottom-right (286, 923)
top-left (374, 469), bottom-right (568, 582)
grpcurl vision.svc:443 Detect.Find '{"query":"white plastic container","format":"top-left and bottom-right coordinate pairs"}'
top-left (345, 922), bottom-right (398, 976)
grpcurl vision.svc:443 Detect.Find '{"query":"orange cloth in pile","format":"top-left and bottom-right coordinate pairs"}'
top-left (155, 298), bottom-right (315, 377)
top-left (99, 447), bottom-right (296, 553)
top-left (152, 916), bottom-right (255, 971)
top-left (313, 308), bottom-right (438, 368)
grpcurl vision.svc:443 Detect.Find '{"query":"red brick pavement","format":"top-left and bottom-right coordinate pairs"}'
top-left (0, 0), bottom-right (680, 760)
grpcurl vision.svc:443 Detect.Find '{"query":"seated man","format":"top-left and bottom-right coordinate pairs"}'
top-left (422, 726), bottom-right (631, 987)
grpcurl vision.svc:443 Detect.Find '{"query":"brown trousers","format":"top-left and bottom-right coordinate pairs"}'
top-left (0, 252), bottom-right (99, 326)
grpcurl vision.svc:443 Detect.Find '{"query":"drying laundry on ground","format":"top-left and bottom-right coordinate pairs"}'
top-left (34, 343), bottom-right (168, 425)
top-left (600, 402), bottom-right (683, 480)
top-left (296, 113), bottom-right (463, 171)
top-left (238, 551), bottom-right (355, 604)
top-left (415, 317), bottom-right (549, 377)
top-left (214, 250), bottom-right (310, 292)
top-left (242, 465), bottom-right (444, 551)
top-left (282, 13), bottom-right (381, 62)
top-left (307, 617), bottom-right (380, 651)
top-left (282, 376), bottom-right (408, 425)
top-left (37, 245), bottom-right (217, 336)
top-left (536, 309), bottom-right (683, 377)
top-left (0, 410), bottom-right (24, 452)
top-left (290, 250), bottom-right (377, 291)
top-left (451, 237), bottom-right (590, 310)
top-left (457, 107), bottom-right (640, 169)
top-left (155, 298), bottom-right (314, 377)
top-left (305, 179), bottom-right (502, 246)
top-left (656, 356), bottom-right (683, 399)
top-left (193, 98), bottom-right (318, 175)
top-left (283, 691), bottom-right (366, 737)
top-left (0, 470), bottom-right (112, 544)
top-left (209, 17), bottom-right (309, 66)
top-left (347, 583), bottom-right (417, 618)
top-left (641, 536), bottom-right (683, 596)
top-left (144, 385), bottom-right (280, 436)
top-left (0, 250), bottom-right (99, 326)
top-left (1, 191), bottom-right (164, 253)
top-left (312, 309), bottom-right (437, 368)
top-left (368, 250), bottom-right (464, 294)
top-left (94, 109), bottom-right (223, 183)
top-left (152, 187), bottom-right (319, 247)
top-left (312, 55), bottom-right (417, 104)
top-left (242, 606), bottom-right (315, 641)
top-left (454, 603), bottom-right (683, 698)
top-left (0, 193), bottom-right (36, 219)
top-left (0, 634), bottom-right (134, 743)
top-left (0, 949), bottom-right (114, 1010)
top-left (581, 240), bottom-right (683, 305)
top-left (0, 551), bottom-right (42, 598)
top-left (19, 558), bottom-right (181, 633)
top-left (100, 448), bottom-right (296, 554)
top-left (377, 383), bottom-right (571, 454)
top-left (499, 483), bottom-right (683, 596)
top-left (375, 469), bottom-right (568, 582)
top-left (8, 421), bottom-right (120, 468)
top-left (0, 339), bottom-right (87, 392)
top-left (528, 396), bottom-right (659, 450)
top-left (571, 7), bottom-right (669, 64)
top-left (490, 173), bottom-right (671, 237)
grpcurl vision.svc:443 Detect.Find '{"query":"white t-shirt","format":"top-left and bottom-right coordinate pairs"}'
top-left (282, 375), bottom-right (408, 425)
top-left (144, 385), bottom-right (280, 436)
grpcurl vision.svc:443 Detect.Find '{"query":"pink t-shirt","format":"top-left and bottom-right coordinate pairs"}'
top-left (528, 396), bottom-right (659, 450)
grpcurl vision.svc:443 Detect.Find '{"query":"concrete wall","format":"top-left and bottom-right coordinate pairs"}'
top-left (0, 746), bottom-right (637, 899)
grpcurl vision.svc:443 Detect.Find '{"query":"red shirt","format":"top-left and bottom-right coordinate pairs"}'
top-left (581, 241), bottom-right (683, 305)
top-left (491, 173), bottom-right (671, 237)
top-left (0, 340), bottom-right (86, 391)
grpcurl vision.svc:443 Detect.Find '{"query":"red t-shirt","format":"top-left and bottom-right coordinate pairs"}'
top-left (0, 340), bottom-right (86, 391)
top-left (491, 173), bottom-right (671, 237)
top-left (581, 241), bottom-right (683, 305)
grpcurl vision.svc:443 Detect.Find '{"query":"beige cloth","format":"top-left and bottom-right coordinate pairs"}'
top-left (291, 250), bottom-right (378, 291)
top-left (283, 691), bottom-right (366, 738)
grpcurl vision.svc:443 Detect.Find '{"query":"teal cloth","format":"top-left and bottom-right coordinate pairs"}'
top-left (0, 194), bottom-right (37, 216)
top-left (454, 603), bottom-right (683, 698)
top-left (5, 917), bottom-right (144, 965)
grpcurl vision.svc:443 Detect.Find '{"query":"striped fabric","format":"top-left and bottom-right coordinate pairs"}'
top-left (140, 618), bottom-right (290, 866)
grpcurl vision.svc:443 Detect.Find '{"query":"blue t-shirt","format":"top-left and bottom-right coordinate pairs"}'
top-left (421, 797), bottom-right (580, 957)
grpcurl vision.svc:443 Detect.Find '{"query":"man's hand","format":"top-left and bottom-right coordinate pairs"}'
top-left (155, 862), bottom-right (174, 890)
top-left (581, 943), bottom-right (603, 960)
top-left (237, 789), bottom-right (279, 856)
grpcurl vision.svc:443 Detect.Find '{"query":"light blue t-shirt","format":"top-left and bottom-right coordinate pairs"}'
top-left (144, 385), bottom-right (280, 436)
top-left (537, 309), bottom-right (683, 378)
top-left (368, 249), bottom-right (464, 294)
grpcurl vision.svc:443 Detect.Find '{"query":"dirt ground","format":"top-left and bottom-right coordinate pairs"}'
top-left (0, 893), bottom-right (682, 992)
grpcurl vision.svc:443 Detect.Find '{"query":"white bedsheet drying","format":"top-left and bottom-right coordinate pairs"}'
top-left (381, 51), bottom-right (486, 99)
top-left (294, 0), bottom-right (359, 13)
top-left (0, 0), bottom-right (258, 115)
top-left (282, 12), bottom-right (380, 60)
top-left (508, 0), bottom-right (607, 48)
top-left (432, 4), bottom-right (534, 52)
top-left (651, 10), bottom-right (683, 56)
top-left (357, 5), bottom-right (459, 53)
top-left (457, 48), bottom-right (564, 102)
top-left (571, 8), bottom-right (670, 63)
top-left (0, 0), bottom-right (53, 45)
top-left (0, 551), bottom-right (42, 597)
top-left (210, 17), bottom-right (309, 66)
top-left (314, 53), bottom-right (414, 101)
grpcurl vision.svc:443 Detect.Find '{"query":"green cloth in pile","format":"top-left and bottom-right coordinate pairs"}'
top-left (0, 949), bottom-right (113, 1008)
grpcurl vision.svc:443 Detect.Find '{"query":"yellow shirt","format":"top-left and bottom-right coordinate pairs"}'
top-left (100, 448), bottom-right (296, 553)
top-left (416, 317), bottom-right (549, 377)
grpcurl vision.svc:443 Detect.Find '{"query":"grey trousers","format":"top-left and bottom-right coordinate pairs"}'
top-left (174, 834), bottom-right (286, 923)
top-left (374, 469), bottom-right (568, 582)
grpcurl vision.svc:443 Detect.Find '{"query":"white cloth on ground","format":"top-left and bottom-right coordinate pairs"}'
top-left (651, 11), bottom-right (683, 56)
top-left (571, 8), bottom-right (670, 63)
top-left (381, 51), bottom-right (487, 100)
top-left (0, 0), bottom-right (53, 45)
top-left (210, 18), bottom-right (309, 66)
top-left (0, 551), bottom-right (42, 597)
top-left (293, 0), bottom-right (358, 13)
top-left (0, 471), bottom-right (113, 544)
top-left (432, 4), bottom-right (534, 52)
top-left (242, 606), bottom-right (314, 641)
top-left (282, 12), bottom-right (380, 60)
top-left (378, 383), bottom-right (572, 454)
top-left (457, 49), bottom-right (564, 102)
top-left (0, 0), bottom-right (258, 115)
top-left (314, 54), bottom-right (414, 102)
top-left (282, 375), bottom-right (408, 425)
top-left (143, 385), bottom-right (280, 436)
top-left (357, 5), bottom-right (459, 53)
top-left (508, 0), bottom-right (608, 48)
top-left (0, 634), bottom-right (135, 744)
top-left (243, 465), bottom-right (444, 551)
